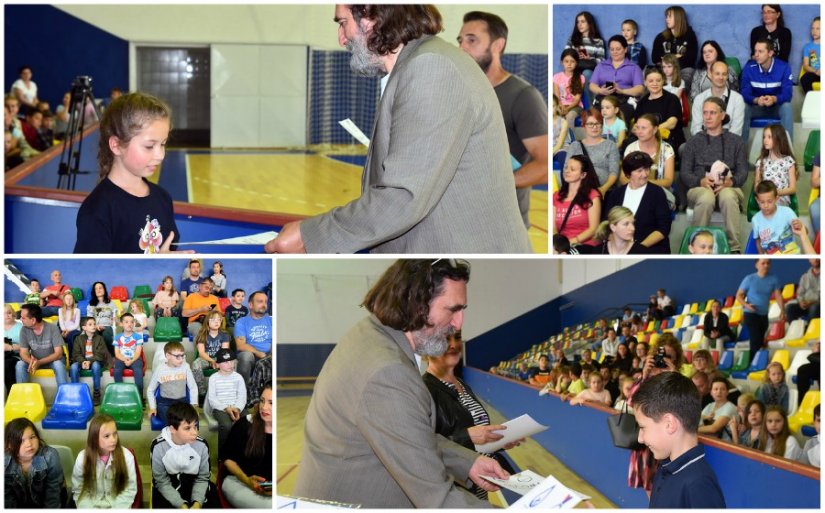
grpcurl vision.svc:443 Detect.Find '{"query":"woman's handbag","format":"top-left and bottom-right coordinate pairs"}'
top-left (606, 402), bottom-right (645, 450)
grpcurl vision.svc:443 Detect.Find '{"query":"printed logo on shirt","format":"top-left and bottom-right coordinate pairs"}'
top-left (139, 215), bottom-right (163, 254)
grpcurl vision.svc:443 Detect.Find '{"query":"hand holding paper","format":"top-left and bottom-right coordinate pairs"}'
top-left (474, 414), bottom-right (548, 453)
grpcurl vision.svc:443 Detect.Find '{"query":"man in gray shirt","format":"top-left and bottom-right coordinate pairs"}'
top-left (459, 11), bottom-right (548, 230)
top-left (16, 303), bottom-right (68, 384)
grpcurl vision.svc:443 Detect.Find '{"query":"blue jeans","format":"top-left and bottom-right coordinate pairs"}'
top-left (15, 359), bottom-right (68, 385)
top-left (810, 197), bottom-right (820, 236)
top-left (69, 361), bottom-right (102, 392)
top-left (113, 358), bottom-right (144, 396)
top-left (40, 306), bottom-right (60, 317)
top-left (742, 102), bottom-right (793, 145)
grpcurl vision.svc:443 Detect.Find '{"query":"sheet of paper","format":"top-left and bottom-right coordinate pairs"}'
top-left (173, 231), bottom-right (278, 246)
top-left (481, 469), bottom-right (545, 495)
top-left (474, 413), bottom-right (548, 453)
top-left (277, 496), bottom-right (358, 509)
top-left (509, 475), bottom-right (586, 509)
top-left (339, 118), bottom-right (371, 147)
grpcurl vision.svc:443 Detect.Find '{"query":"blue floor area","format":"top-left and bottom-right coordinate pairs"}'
top-left (18, 133), bottom-right (100, 192)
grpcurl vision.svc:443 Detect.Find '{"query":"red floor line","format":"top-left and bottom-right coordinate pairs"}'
top-left (277, 463), bottom-right (299, 484)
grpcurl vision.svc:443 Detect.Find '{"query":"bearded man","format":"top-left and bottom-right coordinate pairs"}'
top-left (293, 259), bottom-right (508, 508)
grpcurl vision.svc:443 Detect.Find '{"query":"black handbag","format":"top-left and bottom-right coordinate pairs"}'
top-left (606, 402), bottom-right (645, 450)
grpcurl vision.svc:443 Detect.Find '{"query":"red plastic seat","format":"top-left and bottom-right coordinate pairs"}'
top-left (219, 297), bottom-right (231, 311)
top-left (110, 286), bottom-right (129, 301)
top-left (765, 321), bottom-right (786, 342)
top-left (109, 352), bottom-right (147, 377)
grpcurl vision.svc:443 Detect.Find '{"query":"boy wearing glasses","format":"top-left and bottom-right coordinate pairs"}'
top-left (148, 341), bottom-right (198, 425)
top-left (112, 312), bottom-right (144, 401)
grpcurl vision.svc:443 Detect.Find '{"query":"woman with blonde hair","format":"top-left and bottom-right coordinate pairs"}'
top-left (577, 206), bottom-right (650, 254)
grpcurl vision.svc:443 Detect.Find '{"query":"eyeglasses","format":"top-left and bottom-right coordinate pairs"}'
top-left (584, 122), bottom-right (601, 127)
top-left (169, 353), bottom-right (185, 359)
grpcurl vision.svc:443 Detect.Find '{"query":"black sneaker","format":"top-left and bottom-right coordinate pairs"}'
top-left (93, 390), bottom-right (101, 406)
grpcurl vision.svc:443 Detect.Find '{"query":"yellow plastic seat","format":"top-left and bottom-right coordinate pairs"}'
top-left (689, 302), bottom-right (699, 314)
top-left (4, 383), bottom-right (47, 423)
top-left (789, 391), bottom-right (821, 434)
top-left (810, 188), bottom-right (820, 207)
top-left (648, 333), bottom-right (660, 346)
top-left (729, 306), bottom-right (743, 327)
top-left (704, 299), bottom-right (715, 312)
top-left (748, 349), bottom-right (790, 381)
top-left (786, 318), bottom-right (820, 348)
top-left (8, 302), bottom-right (21, 312)
top-left (31, 351), bottom-right (69, 377)
top-left (781, 283), bottom-right (795, 301)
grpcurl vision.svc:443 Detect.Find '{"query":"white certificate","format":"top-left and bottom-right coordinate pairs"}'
top-left (474, 414), bottom-right (548, 453)
top-left (173, 231), bottom-right (278, 246)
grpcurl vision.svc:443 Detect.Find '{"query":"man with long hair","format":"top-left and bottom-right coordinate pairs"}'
top-left (293, 259), bottom-right (508, 507)
top-left (267, 5), bottom-right (530, 254)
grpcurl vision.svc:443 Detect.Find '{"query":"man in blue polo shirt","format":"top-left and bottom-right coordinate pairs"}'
top-left (234, 291), bottom-right (271, 382)
top-left (633, 372), bottom-right (726, 509)
top-left (741, 38), bottom-right (794, 144)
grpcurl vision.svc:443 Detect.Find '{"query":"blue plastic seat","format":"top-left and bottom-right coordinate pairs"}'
top-left (42, 383), bottom-right (94, 429)
top-left (717, 350), bottom-right (734, 372)
top-left (732, 349), bottom-right (769, 379)
top-left (150, 387), bottom-right (192, 431)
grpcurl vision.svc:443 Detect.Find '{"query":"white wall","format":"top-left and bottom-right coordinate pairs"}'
top-left (558, 259), bottom-right (644, 295)
top-left (276, 258), bottom-right (560, 345)
top-left (57, 4), bottom-right (548, 53)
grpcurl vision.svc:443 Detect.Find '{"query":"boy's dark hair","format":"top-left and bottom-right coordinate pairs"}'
top-left (632, 372), bottom-right (701, 433)
top-left (580, 363), bottom-right (594, 374)
top-left (20, 303), bottom-right (43, 322)
top-left (167, 402), bottom-right (199, 429)
top-left (539, 354), bottom-right (548, 361)
top-left (119, 312), bottom-right (134, 322)
top-left (571, 363), bottom-right (583, 378)
top-left (231, 288), bottom-right (244, 297)
top-left (80, 316), bottom-right (95, 327)
top-left (622, 19), bottom-right (638, 32)
top-left (755, 180), bottom-right (778, 196)
top-left (711, 376), bottom-right (731, 388)
top-left (164, 341), bottom-right (184, 354)
top-left (29, 278), bottom-right (39, 285)
top-left (606, 327), bottom-right (616, 334)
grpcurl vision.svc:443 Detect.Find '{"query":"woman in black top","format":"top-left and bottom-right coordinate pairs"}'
top-left (424, 333), bottom-right (519, 500)
top-left (750, 4), bottom-right (792, 63)
top-left (651, 6), bottom-right (698, 87)
top-left (220, 382), bottom-right (272, 508)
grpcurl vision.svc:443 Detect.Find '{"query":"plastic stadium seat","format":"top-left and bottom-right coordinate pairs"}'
top-left (110, 286), bottom-right (129, 301)
top-left (660, 319), bottom-right (670, 330)
top-left (70, 287), bottom-right (84, 302)
top-left (801, 91), bottom-right (820, 128)
top-left (689, 303), bottom-right (699, 314)
top-left (765, 321), bottom-right (786, 342)
top-left (781, 283), bottom-right (796, 301)
top-left (100, 383), bottom-right (144, 431)
top-left (42, 383), bottom-right (95, 429)
top-left (52, 445), bottom-right (75, 497)
top-left (804, 130), bottom-right (820, 172)
top-left (722, 350), bottom-right (750, 377)
top-left (680, 304), bottom-right (691, 316)
top-left (154, 316), bottom-right (183, 342)
top-left (788, 391), bottom-right (821, 434)
top-left (786, 318), bottom-right (820, 348)
top-left (710, 350), bottom-right (719, 365)
top-left (788, 349), bottom-right (813, 385)
top-left (747, 188), bottom-right (799, 222)
top-left (218, 297), bottom-right (231, 312)
top-left (684, 350), bottom-right (693, 363)
top-left (723, 296), bottom-right (735, 308)
top-left (4, 383), bottom-right (47, 423)
top-left (150, 387), bottom-right (192, 430)
top-left (648, 333), bottom-right (660, 346)
top-left (109, 352), bottom-right (146, 377)
top-left (128, 447), bottom-right (143, 508)
top-left (717, 350), bottom-right (734, 372)
top-left (732, 349), bottom-right (769, 379)
top-left (729, 307), bottom-right (743, 327)
top-left (725, 56), bottom-right (742, 77)
top-left (680, 315), bottom-right (693, 329)
top-left (770, 319), bottom-right (807, 349)
top-left (132, 284), bottom-right (153, 299)
top-left (748, 349), bottom-right (790, 381)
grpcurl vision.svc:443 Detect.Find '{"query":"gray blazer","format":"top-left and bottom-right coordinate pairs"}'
top-left (300, 35), bottom-right (531, 254)
top-left (292, 315), bottom-right (488, 508)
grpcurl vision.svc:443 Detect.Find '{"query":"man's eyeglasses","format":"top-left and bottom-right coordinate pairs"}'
top-left (169, 353), bottom-right (185, 359)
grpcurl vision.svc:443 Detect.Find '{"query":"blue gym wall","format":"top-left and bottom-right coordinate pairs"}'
top-left (464, 368), bottom-right (820, 509)
top-left (4, 5), bottom-right (128, 109)
top-left (4, 259), bottom-right (272, 304)
top-left (552, 4), bottom-right (820, 79)
top-left (466, 258), bottom-right (811, 370)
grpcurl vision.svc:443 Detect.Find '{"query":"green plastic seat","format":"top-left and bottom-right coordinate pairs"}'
top-left (721, 350), bottom-right (750, 377)
top-left (678, 226), bottom-right (731, 254)
top-left (99, 383), bottom-right (144, 431)
top-left (203, 368), bottom-right (218, 377)
top-left (71, 287), bottom-right (84, 302)
top-left (804, 130), bottom-right (820, 172)
top-left (132, 284), bottom-right (153, 299)
top-left (747, 189), bottom-right (799, 222)
top-left (725, 57), bottom-right (742, 78)
top-left (154, 316), bottom-right (183, 342)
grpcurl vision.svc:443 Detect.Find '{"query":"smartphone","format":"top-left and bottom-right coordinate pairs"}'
top-left (210, 303), bottom-right (217, 309)
top-left (605, 81), bottom-right (615, 89)
top-left (260, 481), bottom-right (273, 488)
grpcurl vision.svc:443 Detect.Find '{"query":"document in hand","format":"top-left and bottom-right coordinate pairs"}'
top-left (481, 472), bottom-right (592, 509)
top-left (474, 414), bottom-right (548, 453)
